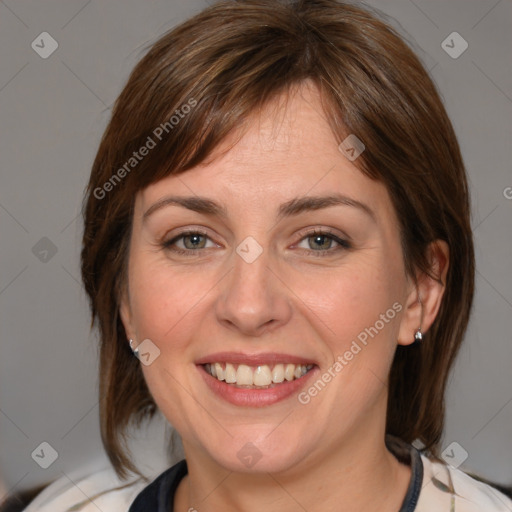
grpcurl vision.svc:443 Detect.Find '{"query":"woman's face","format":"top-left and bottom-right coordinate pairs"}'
top-left (121, 82), bottom-right (419, 474)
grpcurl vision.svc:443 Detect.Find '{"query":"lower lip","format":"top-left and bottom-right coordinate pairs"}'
top-left (198, 365), bottom-right (319, 407)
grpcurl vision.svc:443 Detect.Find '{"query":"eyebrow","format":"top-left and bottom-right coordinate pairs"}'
top-left (143, 193), bottom-right (376, 222)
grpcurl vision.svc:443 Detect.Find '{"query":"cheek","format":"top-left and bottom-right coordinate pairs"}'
top-left (128, 254), bottom-right (209, 348)
top-left (309, 260), bottom-right (401, 328)
top-left (296, 257), bottom-right (404, 374)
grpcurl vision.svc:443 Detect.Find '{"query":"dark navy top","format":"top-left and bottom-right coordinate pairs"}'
top-left (128, 438), bottom-right (423, 511)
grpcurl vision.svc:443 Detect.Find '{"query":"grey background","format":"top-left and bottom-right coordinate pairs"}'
top-left (0, 0), bottom-right (511, 499)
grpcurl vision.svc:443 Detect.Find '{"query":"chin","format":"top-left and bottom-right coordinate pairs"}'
top-left (200, 428), bottom-right (316, 475)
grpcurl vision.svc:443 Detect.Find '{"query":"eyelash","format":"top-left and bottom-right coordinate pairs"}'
top-left (161, 228), bottom-right (351, 257)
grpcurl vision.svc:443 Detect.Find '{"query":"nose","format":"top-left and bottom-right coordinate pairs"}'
top-left (215, 244), bottom-right (292, 337)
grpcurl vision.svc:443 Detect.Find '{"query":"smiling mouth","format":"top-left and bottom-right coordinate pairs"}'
top-left (203, 362), bottom-right (315, 389)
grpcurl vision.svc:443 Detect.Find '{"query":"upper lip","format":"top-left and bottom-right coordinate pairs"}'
top-left (195, 352), bottom-right (317, 366)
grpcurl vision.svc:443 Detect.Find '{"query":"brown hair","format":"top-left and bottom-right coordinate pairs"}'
top-left (81, 0), bottom-right (474, 479)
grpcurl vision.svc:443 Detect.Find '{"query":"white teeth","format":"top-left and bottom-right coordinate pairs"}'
top-left (205, 362), bottom-right (313, 387)
top-left (224, 363), bottom-right (237, 383)
top-left (253, 365), bottom-right (272, 386)
top-left (284, 364), bottom-right (295, 381)
top-left (214, 362), bottom-right (224, 381)
top-left (236, 364), bottom-right (253, 386)
top-left (272, 364), bottom-right (285, 383)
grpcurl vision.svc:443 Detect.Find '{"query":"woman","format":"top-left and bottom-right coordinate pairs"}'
top-left (18, 0), bottom-right (512, 510)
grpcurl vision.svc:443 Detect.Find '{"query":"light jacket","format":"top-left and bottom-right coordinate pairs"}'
top-left (22, 455), bottom-right (512, 512)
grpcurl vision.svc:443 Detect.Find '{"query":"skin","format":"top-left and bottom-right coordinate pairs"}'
top-left (121, 81), bottom-right (449, 511)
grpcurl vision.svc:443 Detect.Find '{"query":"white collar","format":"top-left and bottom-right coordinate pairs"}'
top-left (22, 455), bottom-right (512, 511)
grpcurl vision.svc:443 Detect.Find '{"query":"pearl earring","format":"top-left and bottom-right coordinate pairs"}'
top-left (129, 339), bottom-right (139, 358)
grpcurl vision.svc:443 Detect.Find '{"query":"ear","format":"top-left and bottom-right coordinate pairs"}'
top-left (119, 285), bottom-right (136, 342)
top-left (397, 240), bottom-right (449, 346)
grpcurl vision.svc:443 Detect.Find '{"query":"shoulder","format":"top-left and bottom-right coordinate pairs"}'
top-left (128, 460), bottom-right (188, 512)
top-left (21, 465), bottom-right (148, 512)
top-left (417, 454), bottom-right (512, 512)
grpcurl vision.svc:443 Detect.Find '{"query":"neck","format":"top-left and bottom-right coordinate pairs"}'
top-left (174, 408), bottom-right (411, 512)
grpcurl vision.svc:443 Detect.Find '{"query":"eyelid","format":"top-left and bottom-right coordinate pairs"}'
top-left (162, 224), bottom-right (217, 240)
top-left (291, 227), bottom-right (351, 254)
top-left (294, 226), bottom-right (352, 245)
top-left (293, 226), bottom-right (351, 244)
top-left (162, 227), bottom-right (220, 249)
top-left (161, 225), bottom-right (351, 257)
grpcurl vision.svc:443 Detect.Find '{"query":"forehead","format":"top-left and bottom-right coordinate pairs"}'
top-left (137, 83), bottom-right (391, 220)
